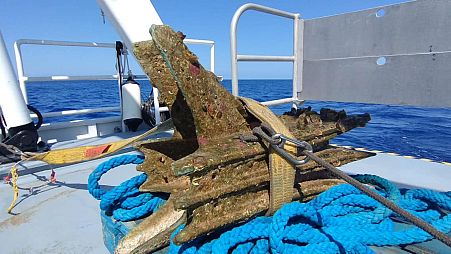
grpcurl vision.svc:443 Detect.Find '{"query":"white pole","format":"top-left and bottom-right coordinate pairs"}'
top-left (153, 87), bottom-right (161, 124)
top-left (210, 43), bottom-right (215, 73)
top-left (0, 31), bottom-right (32, 129)
top-left (292, 14), bottom-right (304, 109)
top-left (96, 0), bottom-right (163, 50)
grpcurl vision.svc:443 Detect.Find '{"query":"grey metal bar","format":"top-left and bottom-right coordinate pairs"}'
top-left (24, 74), bottom-right (149, 82)
top-left (237, 55), bottom-right (295, 62)
top-left (183, 39), bottom-right (214, 45)
top-left (15, 39), bottom-right (116, 48)
top-left (230, 3), bottom-right (300, 96)
top-left (261, 97), bottom-right (299, 107)
top-left (25, 75), bottom-right (118, 82)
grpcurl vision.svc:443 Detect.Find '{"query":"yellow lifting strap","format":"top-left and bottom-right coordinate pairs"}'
top-left (6, 119), bottom-right (174, 213)
top-left (32, 119), bottom-right (174, 165)
top-left (239, 97), bottom-right (297, 215)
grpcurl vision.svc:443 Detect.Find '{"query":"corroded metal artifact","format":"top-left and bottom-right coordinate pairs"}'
top-left (115, 25), bottom-right (372, 254)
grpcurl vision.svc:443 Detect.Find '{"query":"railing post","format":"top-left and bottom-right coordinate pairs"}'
top-left (230, 9), bottom-right (240, 96)
top-left (292, 14), bottom-right (304, 108)
top-left (210, 43), bottom-right (215, 73)
top-left (230, 4), bottom-right (301, 100)
top-left (153, 87), bottom-right (161, 124)
top-left (13, 41), bottom-right (28, 103)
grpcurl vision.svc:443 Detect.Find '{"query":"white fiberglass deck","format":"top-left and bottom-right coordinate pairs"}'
top-left (0, 134), bottom-right (450, 253)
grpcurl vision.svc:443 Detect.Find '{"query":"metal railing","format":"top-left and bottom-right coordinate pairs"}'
top-left (14, 38), bottom-right (216, 122)
top-left (14, 39), bottom-right (123, 120)
top-left (230, 4), bottom-right (303, 107)
top-left (184, 39), bottom-right (215, 73)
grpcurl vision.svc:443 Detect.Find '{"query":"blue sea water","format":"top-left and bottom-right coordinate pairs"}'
top-left (27, 80), bottom-right (451, 163)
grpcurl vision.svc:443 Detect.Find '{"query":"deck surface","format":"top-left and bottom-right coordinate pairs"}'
top-left (0, 153), bottom-right (140, 253)
top-left (0, 130), bottom-right (172, 254)
top-left (341, 152), bottom-right (451, 191)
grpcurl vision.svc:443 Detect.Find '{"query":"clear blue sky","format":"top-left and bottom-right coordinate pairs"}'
top-left (1, 0), bottom-right (406, 79)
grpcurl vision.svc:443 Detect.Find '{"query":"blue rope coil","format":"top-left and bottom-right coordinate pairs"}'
top-left (88, 156), bottom-right (451, 253)
top-left (168, 174), bottom-right (451, 254)
top-left (88, 154), bottom-right (166, 221)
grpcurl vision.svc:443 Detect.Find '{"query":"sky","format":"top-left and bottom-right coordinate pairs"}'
top-left (0, 0), bottom-right (408, 79)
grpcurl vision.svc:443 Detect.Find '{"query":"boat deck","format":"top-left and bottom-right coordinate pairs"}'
top-left (341, 150), bottom-right (451, 192)
top-left (0, 130), bottom-right (171, 253)
top-left (0, 133), bottom-right (450, 253)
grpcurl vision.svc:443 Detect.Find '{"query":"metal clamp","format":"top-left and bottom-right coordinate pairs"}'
top-left (250, 123), bottom-right (313, 166)
top-left (271, 134), bottom-right (313, 165)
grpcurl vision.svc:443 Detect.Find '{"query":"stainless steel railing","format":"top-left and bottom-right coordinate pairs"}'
top-left (230, 3), bottom-right (303, 107)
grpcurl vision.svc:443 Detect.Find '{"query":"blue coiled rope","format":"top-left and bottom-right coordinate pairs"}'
top-left (88, 156), bottom-right (451, 253)
top-left (88, 154), bottom-right (166, 221)
top-left (168, 175), bottom-right (451, 254)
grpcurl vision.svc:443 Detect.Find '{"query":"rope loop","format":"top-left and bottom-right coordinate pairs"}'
top-left (88, 154), bottom-right (166, 221)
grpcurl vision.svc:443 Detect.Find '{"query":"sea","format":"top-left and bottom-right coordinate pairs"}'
top-left (27, 79), bottom-right (451, 163)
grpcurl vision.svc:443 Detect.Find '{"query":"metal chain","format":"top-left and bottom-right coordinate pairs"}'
top-left (252, 123), bottom-right (280, 145)
top-left (249, 123), bottom-right (313, 165)
top-left (271, 134), bottom-right (313, 165)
